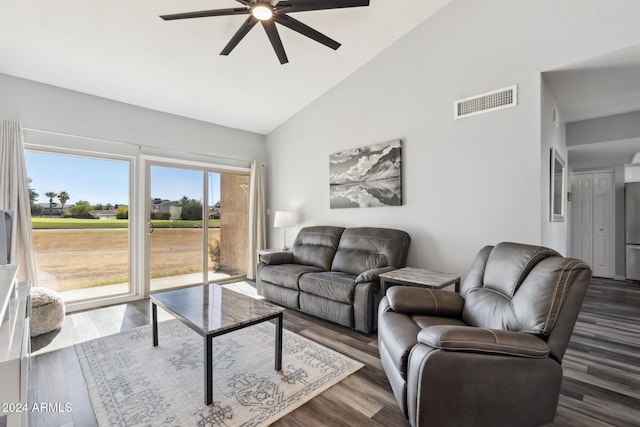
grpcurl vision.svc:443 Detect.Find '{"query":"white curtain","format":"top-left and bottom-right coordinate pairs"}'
top-left (0, 120), bottom-right (37, 283)
top-left (246, 160), bottom-right (266, 280)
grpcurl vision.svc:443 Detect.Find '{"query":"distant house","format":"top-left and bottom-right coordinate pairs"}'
top-left (152, 199), bottom-right (181, 219)
top-left (151, 199), bottom-right (174, 213)
top-left (37, 202), bottom-right (63, 217)
top-left (99, 205), bottom-right (129, 219)
top-left (91, 210), bottom-right (117, 220)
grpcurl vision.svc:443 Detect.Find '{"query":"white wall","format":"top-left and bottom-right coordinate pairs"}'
top-left (0, 73), bottom-right (265, 164)
top-left (567, 111), bottom-right (640, 147)
top-left (540, 77), bottom-right (569, 254)
top-left (265, 0), bottom-right (640, 277)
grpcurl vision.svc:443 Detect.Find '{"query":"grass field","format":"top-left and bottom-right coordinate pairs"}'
top-left (32, 218), bottom-right (221, 229)
top-left (33, 227), bottom-right (221, 292)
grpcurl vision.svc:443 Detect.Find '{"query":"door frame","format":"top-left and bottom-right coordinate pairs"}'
top-left (570, 169), bottom-right (615, 278)
top-left (25, 143), bottom-right (141, 312)
top-left (139, 155), bottom-right (249, 298)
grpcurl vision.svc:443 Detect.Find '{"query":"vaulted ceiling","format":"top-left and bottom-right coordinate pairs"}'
top-left (0, 0), bottom-right (452, 134)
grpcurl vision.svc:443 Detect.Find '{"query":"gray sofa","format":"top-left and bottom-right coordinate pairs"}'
top-left (256, 226), bottom-right (411, 334)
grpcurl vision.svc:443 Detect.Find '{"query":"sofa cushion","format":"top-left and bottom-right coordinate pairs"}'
top-left (292, 226), bottom-right (345, 271)
top-left (412, 315), bottom-right (466, 330)
top-left (482, 242), bottom-right (559, 298)
top-left (378, 310), bottom-right (421, 377)
top-left (418, 325), bottom-right (550, 358)
top-left (300, 293), bottom-right (353, 329)
top-left (260, 282), bottom-right (300, 309)
top-left (259, 251), bottom-right (293, 265)
top-left (259, 264), bottom-right (324, 290)
top-left (355, 266), bottom-right (396, 283)
top-left (299, 271), bottom-right (357, 304)
top-left (461, 242), bottom-right (591, 337)
top-left (386, 287), bottom-right (464, 317)
top-left (379, 312), bottom-right (468, 379)
top-left (331, 227), bottom-right (411, 275)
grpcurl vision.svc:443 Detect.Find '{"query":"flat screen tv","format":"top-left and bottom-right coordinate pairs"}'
top-left (0, 210), bottom-right (13, 265)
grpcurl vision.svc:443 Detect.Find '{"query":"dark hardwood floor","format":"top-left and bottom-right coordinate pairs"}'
top-left (24, 278), bottom-right (640, 427)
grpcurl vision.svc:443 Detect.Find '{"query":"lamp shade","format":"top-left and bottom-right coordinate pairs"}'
top-left (273, 211), bottom-right (294, 228)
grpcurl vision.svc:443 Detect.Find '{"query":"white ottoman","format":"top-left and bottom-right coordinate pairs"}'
top-left (30, 287), bottom-right (65, 337)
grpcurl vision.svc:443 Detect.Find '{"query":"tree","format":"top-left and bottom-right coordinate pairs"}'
top-left (70, 200), bottom-right (94, 218)
top-left (180, 197), bottom-right (203, 220)
top-left (58, 191), bottom-right (70, 214)
top-left (28, 178), bottom-right (38, 204)
top-left (116, 206), bottom-right (128, 219)
top-left (28, 178), bottom-right (42, 215)
top-left (45, 192), bottom-right (58, 217)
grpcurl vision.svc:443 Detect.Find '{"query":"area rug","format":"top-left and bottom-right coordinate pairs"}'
top-left (76, 319), bottom-right (364, 426)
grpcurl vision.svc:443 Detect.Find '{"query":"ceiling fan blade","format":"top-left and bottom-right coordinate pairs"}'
top-left (277, 0), bottom-right (369, 13)
top-left (261, 20), bottom-right (289, 64)
top-left (221, 16), bottom-right (259, 56)
top-left (274, 14), bottom-right (340, 50)
top-left (160, 8), bottom-right (249, 21)
top-left (235, 0), bottom-right (252, 4)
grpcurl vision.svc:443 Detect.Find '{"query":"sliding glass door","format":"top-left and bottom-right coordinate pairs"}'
top-left (146, 161), bottom-right (249, 293)
top-left (25, 150), bottom-right (132, 304)
top-left (148, 165), bottom-right (204, 291)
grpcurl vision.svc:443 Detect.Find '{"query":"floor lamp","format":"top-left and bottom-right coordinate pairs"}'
top-left (273, 211), bottom-right (294, 250)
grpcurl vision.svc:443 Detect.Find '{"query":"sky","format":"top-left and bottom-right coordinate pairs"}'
top-left (25, 151), bottom-right (221, 206)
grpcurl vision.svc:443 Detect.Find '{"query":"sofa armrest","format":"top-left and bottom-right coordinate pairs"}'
top-left (355, 266), bottom-right (396, 283)
top-left (386, 286), bottom-right (464, 317)
top-left (259, 251), bottom-right (293, 265)
top-left (418, 325), bottom-right (550, 358)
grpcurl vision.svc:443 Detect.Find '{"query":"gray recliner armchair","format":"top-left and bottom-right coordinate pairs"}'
top-left (378, 242), bottom-right (591, 427)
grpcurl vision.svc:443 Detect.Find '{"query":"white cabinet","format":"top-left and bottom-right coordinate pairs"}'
top-left (624, 164), bottom-right (640, 183)
top-left (0, 265), bottom-right (31, 427)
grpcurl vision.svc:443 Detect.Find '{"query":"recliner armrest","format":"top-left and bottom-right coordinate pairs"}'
top-left (355, 266), bottom-right (396, 283)
top-left (259, 251), bottom-right (293, 265)
top-left (386, 286), bottom-right (464, 317)
top-left (418, 325), bottom-right (550, 358)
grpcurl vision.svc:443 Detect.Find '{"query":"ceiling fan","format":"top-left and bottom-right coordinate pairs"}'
top-left (160, 0), bottom-right (370, 64)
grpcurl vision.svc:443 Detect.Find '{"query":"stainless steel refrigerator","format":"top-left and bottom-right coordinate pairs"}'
top-left (626, 182), bottom-right (640, 280)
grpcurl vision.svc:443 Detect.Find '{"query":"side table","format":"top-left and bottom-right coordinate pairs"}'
top-left (379, 267), bottom-right (460, 294)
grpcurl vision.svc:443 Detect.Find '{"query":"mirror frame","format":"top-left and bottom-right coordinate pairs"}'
top-left (550, 148), bottom-right (566, 222)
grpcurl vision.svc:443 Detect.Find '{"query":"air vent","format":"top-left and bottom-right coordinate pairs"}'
top-left (454, 85), bottom-right (517, 119)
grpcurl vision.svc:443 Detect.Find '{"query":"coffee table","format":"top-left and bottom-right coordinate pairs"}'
top-left (150, 284), bottom-right (285, 405)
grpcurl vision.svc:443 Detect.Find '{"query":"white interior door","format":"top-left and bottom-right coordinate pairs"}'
top-left (572, 175), bottom-right (593, 266)
top-left (571, 171), bottom-right (614, 278)
top-left (592, 172), bottom-right (614, 277)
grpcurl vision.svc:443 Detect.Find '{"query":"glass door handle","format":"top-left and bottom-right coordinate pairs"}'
top-left (148, 221), bottom-right (155, 234)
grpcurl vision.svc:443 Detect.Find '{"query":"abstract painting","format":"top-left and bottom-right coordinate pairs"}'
top-left (329, 140), bottom-right (402, 209)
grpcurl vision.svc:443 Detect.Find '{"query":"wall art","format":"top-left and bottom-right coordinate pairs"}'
top-left (329, 140), bottom-right (402, 209)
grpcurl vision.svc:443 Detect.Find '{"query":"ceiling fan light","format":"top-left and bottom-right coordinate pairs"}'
top-left (252, 5), bottom-right (273, 20)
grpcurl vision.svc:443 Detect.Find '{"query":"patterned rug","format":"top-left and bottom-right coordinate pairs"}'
top-left (76, 319), bottom-right (363, 426)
